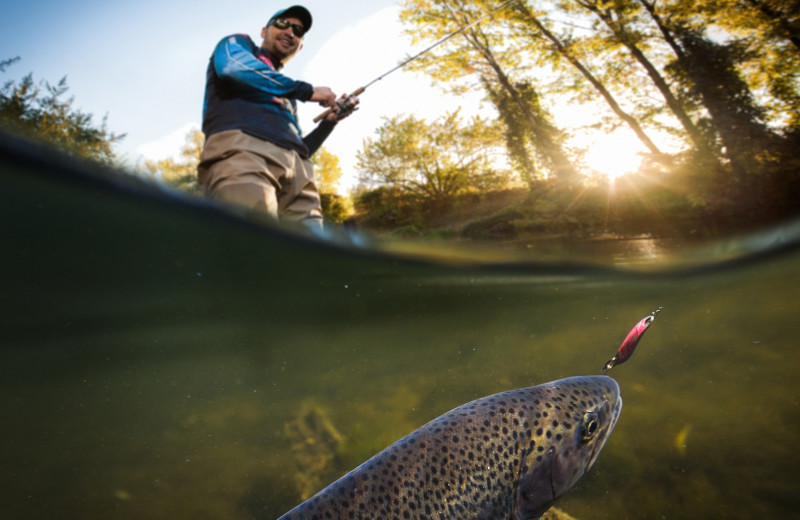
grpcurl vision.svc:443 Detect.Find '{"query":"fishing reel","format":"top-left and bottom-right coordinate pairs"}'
top-left (335, 94), bottom-right (359, 118)
top-left (314, 87), bottom-right (364, 122)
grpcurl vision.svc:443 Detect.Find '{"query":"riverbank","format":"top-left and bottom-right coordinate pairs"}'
top-left (351, 183), bottom-right (786, 247)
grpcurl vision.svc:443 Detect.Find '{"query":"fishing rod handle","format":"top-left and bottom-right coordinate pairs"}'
top-left (313, 86), bottom-right (366, 123)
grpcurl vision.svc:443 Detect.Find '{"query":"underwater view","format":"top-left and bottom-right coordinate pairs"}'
top-left (2, 138), bottom-right (799, 520)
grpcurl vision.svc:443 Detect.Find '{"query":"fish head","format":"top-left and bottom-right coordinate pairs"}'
top-left (514, 375), bottom-right (622, 520)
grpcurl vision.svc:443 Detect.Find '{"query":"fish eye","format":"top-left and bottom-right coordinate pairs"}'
top-left (580, 411), bottom-right (600, 443)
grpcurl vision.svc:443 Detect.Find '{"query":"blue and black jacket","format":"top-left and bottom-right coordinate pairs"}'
top-left (202, 33), bottom-right (334, 158)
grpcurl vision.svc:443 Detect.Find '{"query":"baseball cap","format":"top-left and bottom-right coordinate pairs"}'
top-left (269, 5), bottom-right (312, 33)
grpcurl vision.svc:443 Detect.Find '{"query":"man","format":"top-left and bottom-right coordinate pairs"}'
top-left (198, 5), bottom-right (357, 231)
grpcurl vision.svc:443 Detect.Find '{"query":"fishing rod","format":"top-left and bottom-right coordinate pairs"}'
top-left (313, 0), bottom-right (517, 122)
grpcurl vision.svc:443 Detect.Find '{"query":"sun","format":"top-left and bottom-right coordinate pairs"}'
top-left (582, 131), bottom-right (646, 181)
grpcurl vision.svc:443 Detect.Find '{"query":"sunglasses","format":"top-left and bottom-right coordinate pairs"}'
top-left (269, 18), bottom-right (306, 38)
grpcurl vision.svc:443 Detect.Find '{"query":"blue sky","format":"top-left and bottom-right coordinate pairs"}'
top-left (1, 0), bottom-right (491, 189)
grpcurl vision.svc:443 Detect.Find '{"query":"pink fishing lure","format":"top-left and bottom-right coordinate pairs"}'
top-left (602, 307), bottom-right (662, 374)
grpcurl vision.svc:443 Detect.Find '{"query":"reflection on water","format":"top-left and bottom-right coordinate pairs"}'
top-left (1, 144), bottom-right (799, 520)
top-left (375, 221), bottom-right (800, 271)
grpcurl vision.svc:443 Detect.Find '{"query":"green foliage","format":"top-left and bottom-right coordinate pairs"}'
top-left (400, 0), bottom-right (580, 181)
top-left (0, 57), bottom-right (20, 73)
top-left (311, 146), bottom-right (345, 194)
top-left (356, 110), bottom-right (516, 204)
top-left (142, 128), bottom-right (204, 195)
top-left (456, 174), bottom-right (697, 240)
top-left (311, 147), bottom-right (354, 222)
top-left (385, 0), bottom-right (799, 237)
top-left (459, 206), bottom-right (525, 240)
top-left (0, 64), bottom-right (124, 165)
top-left (320, 192), bottom-right (353, 224)
top-left (485, 79), bottom-right (564, 184)
top-left (682, 0), bottom-right (800, 126)
top-left (353, 186), bottom-right (424, 230)
top-left (664, 26), bottom-right (776, 172)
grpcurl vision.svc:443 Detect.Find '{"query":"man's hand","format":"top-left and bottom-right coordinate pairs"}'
top-left (311, 87), bottom-right (337, 107)
top-left (325, 94), bottom-right (360, 123)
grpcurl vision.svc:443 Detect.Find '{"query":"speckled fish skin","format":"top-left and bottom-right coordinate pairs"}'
top-left (277, 375), bottom-right (622, 520)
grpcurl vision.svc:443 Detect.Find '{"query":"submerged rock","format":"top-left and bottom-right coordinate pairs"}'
top-left (545, 507), bottom-right (579, 520)
top-left (283, 403), bottom-right (344, 500)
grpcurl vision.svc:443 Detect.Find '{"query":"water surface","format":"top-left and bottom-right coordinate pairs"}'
top-left (2, 139), bottom-right (798, 519)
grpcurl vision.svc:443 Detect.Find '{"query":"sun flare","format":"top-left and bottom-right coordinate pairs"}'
top-left (582, 132), bottom-right (646, 181)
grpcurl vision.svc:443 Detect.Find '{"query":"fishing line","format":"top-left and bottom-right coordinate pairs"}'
top-left (314, 0), bottom-right (517, 122)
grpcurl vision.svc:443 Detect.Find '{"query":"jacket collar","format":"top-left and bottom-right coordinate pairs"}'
top-left (257, 47), bottom-right (284, 71)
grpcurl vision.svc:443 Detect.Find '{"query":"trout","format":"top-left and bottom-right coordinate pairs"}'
top-left (277, 375), bottom-right (621, 520)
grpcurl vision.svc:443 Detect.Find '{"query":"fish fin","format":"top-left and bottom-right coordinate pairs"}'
top-left (514, 450), bottom-right (555, 520)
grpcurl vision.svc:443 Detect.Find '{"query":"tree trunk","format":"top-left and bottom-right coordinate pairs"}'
top-left (637, 0), bottom-right (687, 61)
top-left (483, 77), bottom-right (541, 185)
top-left (639, 0), bottom-right (777, 177)
top-left (460, 23), bottom-right (579, 181)
top-left (514, 2), bottom-right (664, 157)
top-left (576, 0), bottom-right (710, 152)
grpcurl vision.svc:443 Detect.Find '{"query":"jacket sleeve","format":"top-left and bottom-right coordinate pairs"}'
top-left (303, 119), bottom-right (337, 157)
top-left (212, 35), bottom-right (314, 101)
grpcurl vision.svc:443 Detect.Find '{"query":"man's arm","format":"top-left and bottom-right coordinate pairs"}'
top-left (303, 120), bottom-right (336, 157)
top-left (303, 95), bottom-right (360, 156)
top-left (212, 34), bottom-right (314, 100)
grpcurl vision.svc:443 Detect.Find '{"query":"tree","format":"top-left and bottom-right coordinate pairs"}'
top-left (1, 61), bottom-right (124, 165)
top-left (0, 57), bottom-right (20, 73)
top-left (462, 26), bottom-right (579, 182)
top-left (566, 0), bottom-right (711, 152)
top-left (747, 0), bottom-right (800, 50)
top-left (356, 111), bottom-right (513, 202)
top-left (511, 1), bottom-right (664, 157)
top-left (311, 147), bottom-right (353, 223)
top-left (666, 26), bottom-right (775, 172)
top-left (485, 78), bottom-right (541, 184)
top-left (400, 0), bottom-right (579, 182)
top-left (142, 127), bottom-right (203, 195)
top-left (393, 0), bottom-right (798, 232)
top-left (311, 146), bottom-right (345, 194)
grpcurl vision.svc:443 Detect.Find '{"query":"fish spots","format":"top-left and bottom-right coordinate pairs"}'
top-left (277, 376), bottom-right (620, 520)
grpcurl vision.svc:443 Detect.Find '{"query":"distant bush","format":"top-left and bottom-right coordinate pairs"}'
top-left (320, 192), bottom-right (352, 224)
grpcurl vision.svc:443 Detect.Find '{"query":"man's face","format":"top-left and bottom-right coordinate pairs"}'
top-left (260, 16), bottom-right (304, 63)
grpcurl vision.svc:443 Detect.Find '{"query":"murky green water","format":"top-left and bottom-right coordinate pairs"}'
top-left (2, 142), bottom-right (799, 519)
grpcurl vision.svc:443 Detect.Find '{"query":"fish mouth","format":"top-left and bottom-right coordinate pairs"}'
top-left (585, 384), bottom-right (622, 472)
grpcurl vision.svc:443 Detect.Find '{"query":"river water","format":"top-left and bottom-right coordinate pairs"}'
top-left (2, 139), bottom-right (799, 519)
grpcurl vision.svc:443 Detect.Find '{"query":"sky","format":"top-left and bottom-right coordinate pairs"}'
top-left (1, 0), bottom-right (495, 191)
top-left (2, 0), bottom-right (656, 192)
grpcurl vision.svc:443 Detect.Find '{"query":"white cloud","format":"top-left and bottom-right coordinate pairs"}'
top-left (135, 122), bottom-right (200, 162)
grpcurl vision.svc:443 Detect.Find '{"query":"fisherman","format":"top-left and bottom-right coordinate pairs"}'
top-left (198, 5), bottom-right (358, 231)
